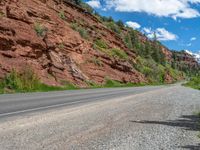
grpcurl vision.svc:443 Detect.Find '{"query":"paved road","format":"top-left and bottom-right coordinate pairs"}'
top-left (0, 85), bottom-right (166, 117)
top-left (0, 84), bottom-right (200, 150)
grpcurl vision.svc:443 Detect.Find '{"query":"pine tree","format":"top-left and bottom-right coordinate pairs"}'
top-left (116, 20), bottom-right (124, 28)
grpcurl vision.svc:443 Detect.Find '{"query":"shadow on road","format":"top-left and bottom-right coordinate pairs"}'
top-left (130, 115), bottom-right (200, 131)
top-left (130, 115), bottom-right (200, 149)
top-left (180, 144), bottom-right (200, 150)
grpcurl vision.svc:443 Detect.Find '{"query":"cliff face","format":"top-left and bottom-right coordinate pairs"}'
top-left (0, 0), bottom-right (146, 86)
top-left (172, 51), bottom-right (200, 72)
top-left (0, 0), bottom-right (198, 87)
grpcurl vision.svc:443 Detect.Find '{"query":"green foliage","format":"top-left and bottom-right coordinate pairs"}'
top-left (70, 23), bottom-right (89, 39)
top-left (67, 0), bottom-right (82, 5)
top-left (105, 21), bottom-right (121, 34)
top-left (2, 69), bottom-right (40, 92)
top-left (116, 20), bottom-right (124, 28)
top-left (0, 11), bottom-right (5, 18)
top-left (59, 11), bottom-right (66, 20)
top-left (95, 39), bottom-right (108, 49)
top-left (134, 57), bottom-right (166, 83)
top-left (151, 43), bottom-right (166, 64)
top-left (80, 3), bottom-right (94, 13)
top-left (107, 16), bottom-right (114, 22)
top-left (34, 23), bottom-right (47, 37)
top-left (110, 48), bottom-right (128, 60)
top-left (103, 78), bottom-right (144, 88)
top-left (165, 64), bottom-right (182, 81)
top-left (123, 34), bottom-right (133, 50)
top-left (94, 39), bottom-right (128, 60)
top-left (90, 57), bottom-right (103, 67)
top-left (172, 51), bottom-right (200, 76)
top-left (185, 76), bottom-right (200, 90)
top-left (104, 79), bottom-right (124, 87)
top-left (74, 0), bottom-right (82, 5)
top-left (78, 28), bottom-right (89, 39)
top-left (58, 43), bottom-right (66, 50)
top-left (71, 22), bottom-right (79, 30)
top-left (60, 80), bottom-right (78, 90)
top-left (0, 69), bottom-right (77, 94)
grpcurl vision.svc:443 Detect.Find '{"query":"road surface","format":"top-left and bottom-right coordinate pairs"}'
top-left (0, 84), bottom-right (200, 150)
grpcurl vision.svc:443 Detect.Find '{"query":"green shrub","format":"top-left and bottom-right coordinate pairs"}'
top-left (70, 23), bottom-right (89, 39)
top-left (134, 57), bottom-right (166, 83)
top-left (78, 27), bottom-right (89, 39)
top-left (0, 69), bottom-right (78, 93)
top-left (59, 11), bottom-right (66, 20)
top-left (123, 34), bottom-right (133, 50)
top-left (111, 48), bottom-right (128, 60)
top-left (58, 43), bottom-right (65, 50)
top-left (105, 22), bottom-right (121, 34)
top-left (71, 22), bottom-right (79, 31)
top-left (103, 78), bottom-right (143, 88)
top-left (0, 11), bottom-right (5, 18)
top-left (80, 3), bottom-right (94, 13)
top-left (104, 78), bottom-right (123, 87)
top-left (93, 44), bottom-right (111, 56)
top-left (93, 43), bottom-right (128, 60)
top-left (2, 69), bottom-right (40, 92)
top-left (85, 80), bottom-right (101, 88)
top-left (34, 23), bottom-right (47, 37)
top-left (165, 64), bottom-right (181, 80)
top-left (185, 76), bottom-right (200, 90)
top-left (95, 39), bottom-right (108, 49)
top-left (90, 57), bottom-right (103, 67)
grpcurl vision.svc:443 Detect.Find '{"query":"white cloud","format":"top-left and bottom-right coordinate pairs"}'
top-left (86, 0), bottom-right (101, 8)
top-left (187, 43), bottom-right (192, 46)
top-left (190, 37), bottom-right (197, 41)
top-left (102, 0), bottom-right (200, 19)
top-left (143, 28), bottom-right (178, 41)
top-left (143, 27), bottom-right (152, 34)
top-left (126, 21), bottom-right (141, 29)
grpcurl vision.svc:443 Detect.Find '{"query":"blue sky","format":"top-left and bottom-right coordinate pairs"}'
top-left (84, 0), bottom-right (200, 54)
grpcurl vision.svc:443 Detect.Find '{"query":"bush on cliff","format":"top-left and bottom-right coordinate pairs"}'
top-left (0, 69), bottom-right (77, 94)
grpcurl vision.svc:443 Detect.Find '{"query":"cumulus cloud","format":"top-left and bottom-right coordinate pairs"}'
top-left (102, 0), bottom-right (200, 19)
top-left (190, 37), bottom-right (197, 41)
top-left (86, 0), bottom-right (101, 8)
top-left (143, 27), bottom-right (152, 34)
top-left (143, 28), bottom-right (178, 41)
top-left (126, 21), bottom-right (141, 29)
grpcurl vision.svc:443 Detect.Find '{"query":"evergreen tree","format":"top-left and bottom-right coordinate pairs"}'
top-left (74, 0), bottom-right (82, 5)
top-left (116, 20), bottom-right (124, 28)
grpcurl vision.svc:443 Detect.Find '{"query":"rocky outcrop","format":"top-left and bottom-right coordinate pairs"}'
top-left (0, 0), bottom-right (147, 86)
top-left (172, 51), bottom-right (200, 69)
top-left (0, 0), bottom-right (198, 87)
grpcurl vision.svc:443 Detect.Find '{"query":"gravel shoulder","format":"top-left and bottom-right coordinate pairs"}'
top-left (0, 85), bottom-right (200, 150)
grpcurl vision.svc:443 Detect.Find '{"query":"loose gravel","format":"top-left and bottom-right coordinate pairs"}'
top-left (0, 85), bottom-right (199, 150)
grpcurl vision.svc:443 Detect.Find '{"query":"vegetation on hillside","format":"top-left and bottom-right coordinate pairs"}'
top-left (171, 50), bottom-right (200, 76)
top-left (66, 0), bottom-right (195, 85)
top-left (0, 69), bottom-right (146, 94)
top-left (0, 69), bottom-right (77, 94)
top-left (68, 0), bottom-right (199, 78)
top-left (0, 0), bottom-right (199, 94)
top-left (184, 76), bottom-right (200, 90)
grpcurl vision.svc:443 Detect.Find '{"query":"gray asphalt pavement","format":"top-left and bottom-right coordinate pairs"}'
top-left (0, 84), bottom-right (200, 150)
top-left (0, 85), bottom-right (165, 118)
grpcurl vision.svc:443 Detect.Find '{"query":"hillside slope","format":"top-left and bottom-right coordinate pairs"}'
top-left (0, 0), bottom-right (199, 87)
